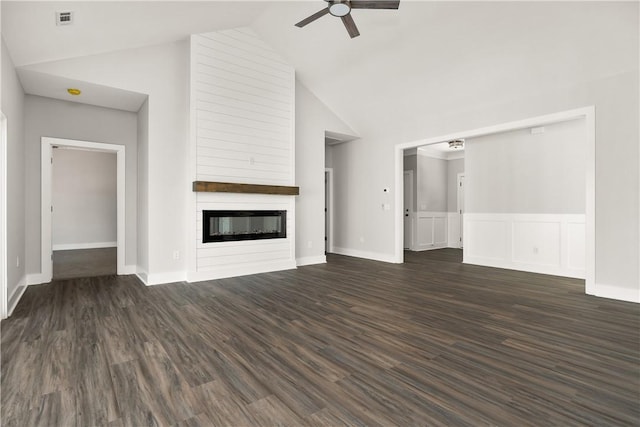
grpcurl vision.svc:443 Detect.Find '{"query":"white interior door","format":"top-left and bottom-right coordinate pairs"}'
top-left (403, 170), bottom-right (413, 249)
top-left (457, 173), bottom-right (465, 248)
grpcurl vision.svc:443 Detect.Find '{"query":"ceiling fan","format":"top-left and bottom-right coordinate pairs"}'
top-left (295, 0), bottom-right (400, 39)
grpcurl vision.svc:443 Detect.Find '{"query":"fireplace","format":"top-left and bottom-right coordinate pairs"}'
top-left (202, 210), bottom-right (287, 243)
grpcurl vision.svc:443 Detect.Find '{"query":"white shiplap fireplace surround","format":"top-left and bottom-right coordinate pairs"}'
top-left (188, 28), bottom-right (297, 282)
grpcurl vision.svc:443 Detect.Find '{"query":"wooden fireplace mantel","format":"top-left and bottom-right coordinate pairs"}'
top-left (192, 181), bottom-right (299, 196)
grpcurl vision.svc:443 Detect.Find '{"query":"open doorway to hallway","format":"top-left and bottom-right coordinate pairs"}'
top-left (41, 137), bottom-right (126, 283)
top-left (51, 146), bottom-right (117, 279)
top-left (396, 108), bottom-right (590, 287)
top-left (402, 143), bottom-right (464, 256)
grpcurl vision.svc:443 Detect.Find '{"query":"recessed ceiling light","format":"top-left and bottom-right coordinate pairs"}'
top-left (67, 88), bottom-right (81, 96)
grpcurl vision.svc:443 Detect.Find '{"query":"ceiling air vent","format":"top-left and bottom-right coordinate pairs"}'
top-left (55, 11), bottom-right (74, 26)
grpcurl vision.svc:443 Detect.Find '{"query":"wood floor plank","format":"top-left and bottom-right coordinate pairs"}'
top-left (193, 380), bottom-right (257, 426)
top-left (1, 249), bottom-right (638, 426)
top-left (245, 395), bottom-right (307, 427)
top-left (75, 342), bottom-right (120, 426)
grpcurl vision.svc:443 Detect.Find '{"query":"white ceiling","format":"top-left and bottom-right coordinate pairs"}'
top-left (2, 1), bottom-right (637, 129)
top-left (18, 68), bottom-right (147, 112)
top-left (2, 1), bottom-right (271, 67)
top-left (251, 1), bottom-right (638, 141)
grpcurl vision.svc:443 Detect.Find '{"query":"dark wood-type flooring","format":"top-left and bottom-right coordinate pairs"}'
top-left (53, 248), bottom-right (117, 280)
top-left (2, 249), bottom-right (639, 426)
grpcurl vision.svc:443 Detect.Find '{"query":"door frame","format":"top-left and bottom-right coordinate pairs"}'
top-left (457, 173), bottom-right (465, 249)
top-left (394, 106), bottom-right (595, 294)
top-left (0, 113), bottom-right (7, 319)
top-left (41, 137), bottom-right (125, 283)
top-left (325, 168), bottom-right (334, 253)
top-left (403, 170), bottom-right (414, 250)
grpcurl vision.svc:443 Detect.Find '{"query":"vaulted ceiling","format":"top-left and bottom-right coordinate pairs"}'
top-left (3, 1), bottom-right (637, 139)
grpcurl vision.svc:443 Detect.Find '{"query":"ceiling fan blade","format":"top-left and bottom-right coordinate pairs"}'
top-left (341, 14), bottom-right (360, 38)
top-left (351, 1), bottom-right (400, 9)
top-left (295, 8), bottom-right (330, 27)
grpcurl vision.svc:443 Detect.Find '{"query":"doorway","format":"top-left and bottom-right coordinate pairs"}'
top-left (325, 168), bottom-right (334, 254)
top-left (41, 137), bottom-right (125, 283)
top-left (393, 107), bottom-right (595, 293)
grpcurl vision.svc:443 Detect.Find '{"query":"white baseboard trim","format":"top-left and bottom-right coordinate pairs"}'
top-left (332, 247), bottom-right (398, 264)
top-left (188, 260), bottom-right (297, 283)
top-left (588, 283), bottom-right (640, 303)
top-left (463, 256), bottom-right (585, 279)
top-left (52, 241), bottom-right (117, 251)
top-left (412, 244), bottom-right (448, 252)
top-left (7, 276), bottom-right (27, 316)
top-left (27, 273), bottom-right (48, 285)
top-left (144, 271), bottom-right (187, 286)
top-left (296, 256), bottom-right (326, 267)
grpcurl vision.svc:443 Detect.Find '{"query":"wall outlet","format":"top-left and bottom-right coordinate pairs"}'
top-left (16, 256), bottom-right (20, 267)
top-left (533, 247), bottom-right (539, 254)
top-left (307, 241), bottom-right (312, 248)
top-left (173, 250), bottom-right (180, 260)
top-left (359, 236), bottom-right (365, 243)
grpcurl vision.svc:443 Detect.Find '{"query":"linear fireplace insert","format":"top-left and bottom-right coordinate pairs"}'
top-left (203, 210), bottom-right (286, 243)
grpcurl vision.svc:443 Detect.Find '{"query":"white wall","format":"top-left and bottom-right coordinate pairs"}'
top-left (136, 99), bottom-right (149, 281)
top-left (463, 119), bottom-right (586, 278)
top-left (24, 95), bottom-right (138, 269)
top-left (190, 28), bottom-right (297, 281)
top-left (21, 41), bottom-right (189, 283)
top-left (466, 119), bottom-right (585, 215)
top-left (52, 148), bottom-right (116, 250)
top-left (296, 81), bottom-right (355, 264)
top-left (328, 3), bottom-right (639, 299)
top-left (1, 37), bottom-right (26, 310)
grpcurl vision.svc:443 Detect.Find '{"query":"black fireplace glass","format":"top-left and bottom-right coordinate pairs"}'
top-left (203, 210), bottom-right (286, 243)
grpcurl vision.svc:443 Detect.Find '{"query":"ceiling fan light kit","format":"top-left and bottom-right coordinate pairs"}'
top-left (295, 0), bottom-right (400, 39)
top-left (328, 1), bottom-right (351, 17)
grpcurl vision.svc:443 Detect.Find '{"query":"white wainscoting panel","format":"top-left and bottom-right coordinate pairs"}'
top-left (464, 213), bottom-right (586, 279)
top-left (467, 218), bottom-right (510, 261)
top-left (415, 212), bottom-right (448, 251)
top-left (512, 221), bottom-right (561, 267)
